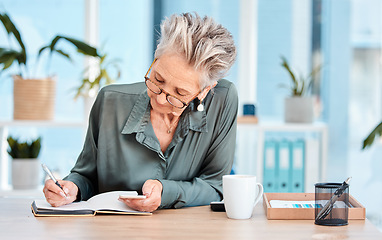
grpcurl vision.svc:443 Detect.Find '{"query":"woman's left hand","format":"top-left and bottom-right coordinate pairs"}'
top-left (119, 179), bottom-right (163, 212)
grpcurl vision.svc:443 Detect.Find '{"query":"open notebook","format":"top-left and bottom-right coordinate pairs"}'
top-left (31, 191), bottom-right (152, 217)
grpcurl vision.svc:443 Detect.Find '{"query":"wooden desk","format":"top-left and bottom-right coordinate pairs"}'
top-left (0, 197), bottom-right (381, 240)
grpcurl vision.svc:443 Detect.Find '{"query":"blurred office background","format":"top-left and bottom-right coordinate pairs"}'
top-left (0, 0), bottom-right (381, 230)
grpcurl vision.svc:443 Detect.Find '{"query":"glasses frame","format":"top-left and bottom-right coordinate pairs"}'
top-left (144, 58), bottom-right (201, 109)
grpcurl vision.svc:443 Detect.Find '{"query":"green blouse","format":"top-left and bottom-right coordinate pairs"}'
top-left (64, 79), bottom-right (238, 209)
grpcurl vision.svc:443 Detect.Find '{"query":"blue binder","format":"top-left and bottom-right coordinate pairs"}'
top-left (263, 140), bottom-right (278, 192)
top-left (277, 139), bottom-right (292, 192)
top-left (291, 139), bottom-right (305, 192)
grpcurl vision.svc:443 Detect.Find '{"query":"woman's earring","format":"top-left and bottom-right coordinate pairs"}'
top-left (197, 100), bottom-right (204, 112)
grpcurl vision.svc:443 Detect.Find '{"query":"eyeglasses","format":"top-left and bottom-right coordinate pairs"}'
top-left (144, 58), bottom-right (200, 109)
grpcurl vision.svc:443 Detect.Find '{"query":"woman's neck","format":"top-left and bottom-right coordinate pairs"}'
top-left (151, 110), bottom-right (180, 134)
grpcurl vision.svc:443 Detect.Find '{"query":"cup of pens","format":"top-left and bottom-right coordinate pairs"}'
top-left (314, 177), bottom-right (351, 226)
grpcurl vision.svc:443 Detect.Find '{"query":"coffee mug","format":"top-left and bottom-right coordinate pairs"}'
top-left (223, 175), bottom-right (264, 219)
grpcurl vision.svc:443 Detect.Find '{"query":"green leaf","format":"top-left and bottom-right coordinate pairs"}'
top-left (7, 136), bottom-right (17, 158)
top-left (7, 136), bottom-right (42, 159)
top-left (73, 50), bottom-right (121, 99)
top-left (2, 56), bottom-right (14, 70)
top-left (299, 77), bottom-right (305, 96)
top-left (54, 35), bottom-right (99, 57)
top-left (37, 35), bottom-right (98, 76)
top-left (30, 137), bottom-right (42, 158)
top-left (0, 50), bottom-right (16, 62)
top-left (280, 56), bottom-right (298, 96)
top-left (73, 78), bottom-right (89, 100)
top-left (100, 54), bottom-right (106, 63)
top-left (280, 56), bottom-right (322, 97)
top-left (93, 72), bottom-right (103, 86)
top-left (0, 48), bottom-right (25, 71)
top-left (0, 13), bottom-right (26, 52)
top-left (362, 121), bottom-right (382, 149)
top-left (0, 12), bottom-right (28, 76)
top-left (38, 35), bottom-right (100, 69)
top-left (37, 46), bottom-right (49, 58)
top-left (102, 69), bottom-right (113, 85)
top-left (53, 49), bottom-right (71, 60)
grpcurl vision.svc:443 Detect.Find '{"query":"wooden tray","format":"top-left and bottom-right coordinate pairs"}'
top-left (263, 192), bottom-right (365, 220)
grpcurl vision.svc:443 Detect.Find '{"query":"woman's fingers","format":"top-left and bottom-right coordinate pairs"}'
top-left (119, 179), bottom-right (163, 212)
top-left (43, 180), bottom-right (78, 207)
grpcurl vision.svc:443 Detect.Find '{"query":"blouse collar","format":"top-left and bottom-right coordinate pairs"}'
top-left (121, 90), bottom-right (207, 135)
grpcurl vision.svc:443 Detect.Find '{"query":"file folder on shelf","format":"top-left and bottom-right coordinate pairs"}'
top-left (263, 140), bottom-right (278, 192)
top-left (304, 138), bottom-right (320, 192)
top-left (277, 139), bottom-right (291, 192)
top-left (291, 139), bottom-right (305, 193)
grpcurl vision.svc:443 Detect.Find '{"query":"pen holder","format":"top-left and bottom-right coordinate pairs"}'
top-left (315, 183), bottom-right (349, 226)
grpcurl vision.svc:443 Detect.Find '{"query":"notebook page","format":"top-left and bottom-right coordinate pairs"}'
top-left (34, 199), bottom-right (92, 211)
top-left (34, 191), bottom-right (137, 212)
top-left (86, 191), bottom-right (138, 211)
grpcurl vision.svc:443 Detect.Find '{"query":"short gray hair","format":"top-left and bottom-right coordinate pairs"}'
top-left (155, 12), bottom-right (237, 89)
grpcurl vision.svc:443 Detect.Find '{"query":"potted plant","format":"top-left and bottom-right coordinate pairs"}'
top-left (280, 56), bottom-right (321, 123)
top-left (7, 136), bottom-right (42, 189)
top-left (0, 11), bottom-right (100, 120)
top-left (74, 53), bottom-right (121, 100)
top-left (73, 52), bottom-right (121, 119)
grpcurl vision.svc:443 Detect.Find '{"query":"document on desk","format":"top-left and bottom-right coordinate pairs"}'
top-left (31, 191), bottom-right (152, 217)
top-left (270, 200), bottom-right (349, 209)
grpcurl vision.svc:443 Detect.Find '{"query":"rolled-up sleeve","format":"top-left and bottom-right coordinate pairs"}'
top-left (64, 90), bottom-right (105, 201)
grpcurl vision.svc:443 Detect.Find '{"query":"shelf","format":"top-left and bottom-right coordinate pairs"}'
top-left (235, 119), bottom-right (328, 192)
top-left (237, 116), bottom-right (327, 131)
top-left (256, 122), bottom-right (327, 131)
top-left (237, 116), bottom-right (259, 124)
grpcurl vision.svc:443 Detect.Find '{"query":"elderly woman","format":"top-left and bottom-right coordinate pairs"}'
top-left (43, 12), bottom-right (238, 212)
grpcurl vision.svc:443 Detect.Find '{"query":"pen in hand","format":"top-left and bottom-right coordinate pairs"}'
top-left (41, 163), bottom-right (67, 198)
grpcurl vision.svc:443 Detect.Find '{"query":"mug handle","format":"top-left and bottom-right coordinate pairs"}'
top-left (253, 183), bottom-right (264, 206)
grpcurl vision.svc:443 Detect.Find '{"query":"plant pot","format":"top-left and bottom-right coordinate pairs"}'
top-left (12, 158), bottom-right (41, 189)
top-left (13, 75), bottom-right (56, 120)
top-left (284, 97), bottom-right (314, 123)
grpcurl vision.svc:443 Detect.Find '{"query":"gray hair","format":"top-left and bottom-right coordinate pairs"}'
top-left (154, 12), bottom-right (237, 89)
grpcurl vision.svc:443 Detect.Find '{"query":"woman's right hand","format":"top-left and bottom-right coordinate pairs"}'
top-left (43, 180), bottom-right (78, 207)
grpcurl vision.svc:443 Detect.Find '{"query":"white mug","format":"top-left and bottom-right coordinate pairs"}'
top-left (223, 175), bottom-right (264, 219)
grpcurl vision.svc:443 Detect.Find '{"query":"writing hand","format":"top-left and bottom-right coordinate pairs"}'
top-left (43, 179), bottom-right (78, 207)
top-left (119, 179), bottom-right (163, 212)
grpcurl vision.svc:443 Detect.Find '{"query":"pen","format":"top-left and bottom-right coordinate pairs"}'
top-left (315, 177), bottom-right (352, 221)
top-left (41, 163), bottom-right (67, 197)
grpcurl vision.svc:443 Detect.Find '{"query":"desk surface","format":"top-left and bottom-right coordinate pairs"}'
top-left (0, 197), bottom-right (381, 240)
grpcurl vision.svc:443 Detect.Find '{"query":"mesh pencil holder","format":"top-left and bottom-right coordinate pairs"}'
top-left (315, 183), bottom-right (349, 226)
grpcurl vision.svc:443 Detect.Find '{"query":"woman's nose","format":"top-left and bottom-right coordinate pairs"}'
top-left (156, 91), bottom-right (168, 105)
